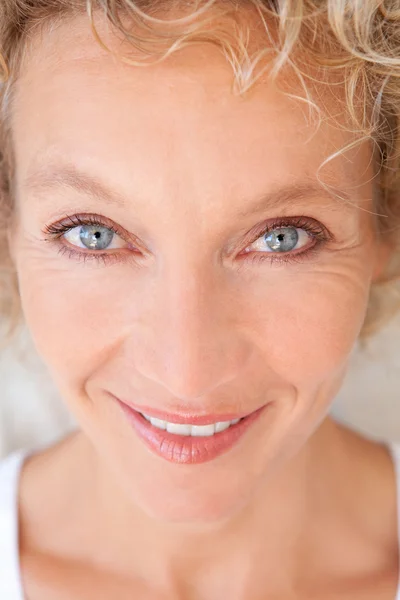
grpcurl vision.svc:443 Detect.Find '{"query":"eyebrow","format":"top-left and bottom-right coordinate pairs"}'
top-left (236, 182), bottom-right (352, 217)
top-left (23, 162), bottom-right (351, 215)
top-left (24, 163), bottom-right (126, 207)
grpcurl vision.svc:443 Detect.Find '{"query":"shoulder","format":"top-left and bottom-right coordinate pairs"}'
top-left (334, 424), bottom-right (399, 554)
top-left (0, 438), bottom-right (80, 600)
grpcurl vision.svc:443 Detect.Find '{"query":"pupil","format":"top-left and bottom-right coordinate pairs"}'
top-left (265, 227), bottom-right (299, 252)
top-left (80, 225), bottom-right (114, 250)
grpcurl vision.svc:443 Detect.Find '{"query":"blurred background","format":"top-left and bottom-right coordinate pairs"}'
top-left (1, 315), bottom-right (400, 459)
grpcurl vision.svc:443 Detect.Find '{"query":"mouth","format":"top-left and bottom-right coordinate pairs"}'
top-left (114, 398), bottom-right (266, 465)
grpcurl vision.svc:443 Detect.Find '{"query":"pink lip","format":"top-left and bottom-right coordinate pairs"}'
top-left (114, 398), bottom-right (266, 465)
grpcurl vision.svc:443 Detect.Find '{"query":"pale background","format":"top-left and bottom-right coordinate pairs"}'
top-left (1, 315), bottom-right (400, 460)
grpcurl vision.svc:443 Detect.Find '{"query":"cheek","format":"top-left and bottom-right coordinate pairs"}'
top-left (15, 248), bottom-right (134, 392)
top-left (243, 260), bottom-right (372, 392)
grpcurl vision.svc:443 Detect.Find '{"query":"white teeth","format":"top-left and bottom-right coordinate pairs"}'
top-left (141, 413), bottom-right (242, 437)
top-left (191, 424), bottom-right (216, 437)
top-left (215, 421), bottom-right (231, 433)
top-left (166, 422), bottom-right (191, 436)
top-left (149, 417), bottom-right (166, 430)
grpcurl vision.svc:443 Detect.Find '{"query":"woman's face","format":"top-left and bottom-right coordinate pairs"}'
top-left (10, 14), bottom-right (384, 521)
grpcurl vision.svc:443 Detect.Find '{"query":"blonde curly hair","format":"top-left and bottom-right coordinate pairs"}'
top-left (0, 0), bottom-right (399, 337)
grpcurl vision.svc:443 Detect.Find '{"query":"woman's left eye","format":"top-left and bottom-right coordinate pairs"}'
top-left (63, 225), bottom-right (127, 251)
top-left (245, 226), bottom-right (311, 254)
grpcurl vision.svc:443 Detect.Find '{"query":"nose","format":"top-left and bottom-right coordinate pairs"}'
top-left (132, 262), bottom-right (251, 401)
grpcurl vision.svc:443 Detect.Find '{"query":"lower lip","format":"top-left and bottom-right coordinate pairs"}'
top-left (116, 401), bottom-right (265, 465)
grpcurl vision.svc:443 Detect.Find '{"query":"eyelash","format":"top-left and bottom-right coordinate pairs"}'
top-left (45, 213), bottom-right (122, 239)
top-left (43, 213), bottom-right (332, 266)
top-left (43, 213), bottom-right (136, 265)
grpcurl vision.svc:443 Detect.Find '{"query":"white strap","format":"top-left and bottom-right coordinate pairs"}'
top-left (0, 450), bottom-right (28, 600)
top-left (388, 443), bottom-right (400, 600)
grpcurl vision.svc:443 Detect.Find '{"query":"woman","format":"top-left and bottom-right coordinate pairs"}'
top-left (0, 0), bottom-right (399, 597)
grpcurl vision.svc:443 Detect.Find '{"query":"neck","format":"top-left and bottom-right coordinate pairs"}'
top-left (69, 417), bottom-right (350, 596)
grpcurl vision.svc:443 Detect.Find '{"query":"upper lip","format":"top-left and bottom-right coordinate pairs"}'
top-left (113, 395), bottom-right (255, 425)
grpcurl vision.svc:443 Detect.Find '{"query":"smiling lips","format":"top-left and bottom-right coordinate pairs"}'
top-left (116, 399), bottom-right (265, 464)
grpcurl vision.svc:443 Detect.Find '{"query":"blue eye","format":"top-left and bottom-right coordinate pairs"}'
top-left (79, 225), bottom-right (114, 250)
top-left (264, 227), bottom-right (300, 252)
top-left (247, 226), bottom-right (311, 254)
top-left (63, 224), bottom-right (126, 251)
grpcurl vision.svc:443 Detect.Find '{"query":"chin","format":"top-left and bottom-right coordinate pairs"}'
top-left (100, 438), bottom-right (267, 524)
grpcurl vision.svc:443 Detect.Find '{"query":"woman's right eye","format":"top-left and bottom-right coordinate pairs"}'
top-left (64, 224), bottom-right (127, 251)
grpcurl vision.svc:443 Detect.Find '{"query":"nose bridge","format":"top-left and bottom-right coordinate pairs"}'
top-left (137, 260), bottom-right (247, 400)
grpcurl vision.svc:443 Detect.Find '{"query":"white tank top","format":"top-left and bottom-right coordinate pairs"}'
top-left (1, 445), bottom-right (400, 599)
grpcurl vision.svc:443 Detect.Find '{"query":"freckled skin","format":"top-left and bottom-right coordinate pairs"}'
top-left (9, 12), bottom-right (398, 600)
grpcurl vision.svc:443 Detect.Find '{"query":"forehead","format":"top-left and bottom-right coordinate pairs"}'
top-left (11, 13), bottom-right (373, 208)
